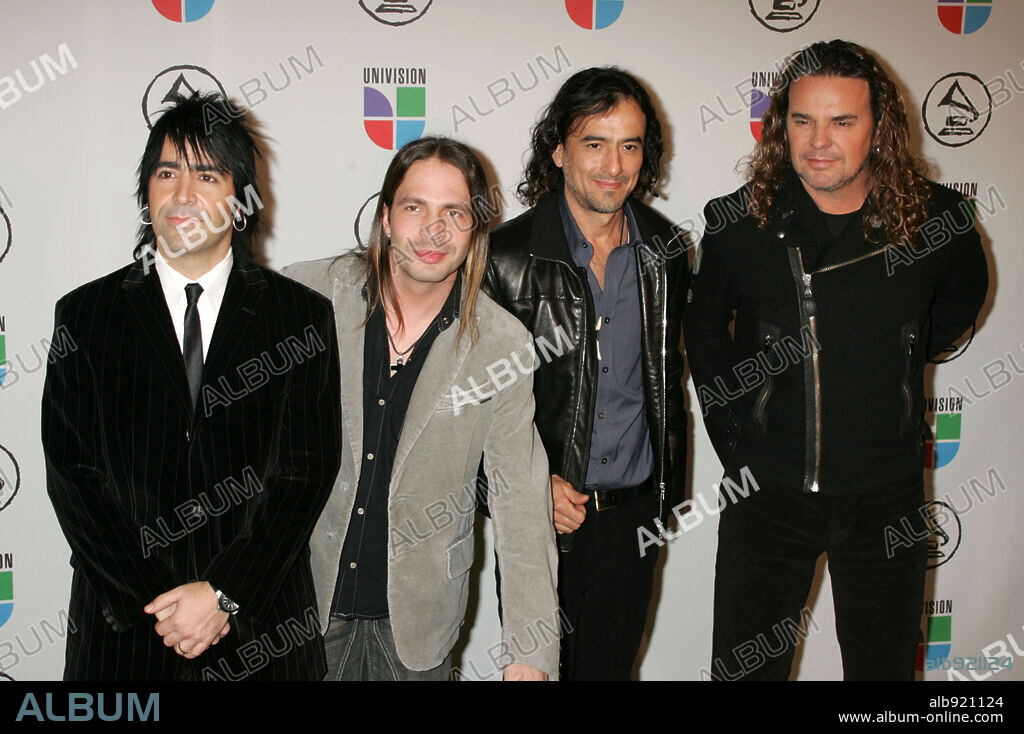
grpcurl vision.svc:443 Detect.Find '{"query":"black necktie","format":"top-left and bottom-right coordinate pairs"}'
top-left (183, 283), bottom-right (204, 407)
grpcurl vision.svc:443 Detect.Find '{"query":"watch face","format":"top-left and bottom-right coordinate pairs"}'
top-left (219, 594), bottom-right (239, 613)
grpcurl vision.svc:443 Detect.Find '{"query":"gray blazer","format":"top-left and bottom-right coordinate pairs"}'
top-left (283, 255), bottom-right (559, 677)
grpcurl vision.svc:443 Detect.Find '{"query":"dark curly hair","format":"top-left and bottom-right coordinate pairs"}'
top-left (746, 40), bottom-right (931, 246)
top-left (517, 66), bottom-right (664, 206)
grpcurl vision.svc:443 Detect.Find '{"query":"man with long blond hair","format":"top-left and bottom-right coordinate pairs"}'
top-left (284, 137), bottom-right (558, 681)
top-left (685, 40), bottom-right (987, 680)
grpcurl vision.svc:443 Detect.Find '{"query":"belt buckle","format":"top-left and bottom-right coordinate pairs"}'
top-left (592, 491), bottom-right (610, 512)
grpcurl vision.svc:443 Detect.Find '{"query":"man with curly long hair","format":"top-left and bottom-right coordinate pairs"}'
top-left (484, 67), bottom-right (688, 680)
top-left (685, 40), bottom-right (988, 680)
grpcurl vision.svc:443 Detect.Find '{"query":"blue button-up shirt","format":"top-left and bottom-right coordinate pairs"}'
top-left (559, 194), bottom-right (654, 490)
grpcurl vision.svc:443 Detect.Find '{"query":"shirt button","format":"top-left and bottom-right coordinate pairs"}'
top-left (598, 413), bottom-right (605, 419)
top-left (349, 562), bottom-right (357, 569)
top-left (367, 453), bottom-right (374, 460)
top-left (602, 366), bottom-right (609, 373)
top-left (378, 398), bottom-right (385, 406)
top-left (357, 508), bottom-right (365, 515)
top-left (601, 458), bottom-right (608, 465)
top-left (604, 317), bottom-right (610, 324)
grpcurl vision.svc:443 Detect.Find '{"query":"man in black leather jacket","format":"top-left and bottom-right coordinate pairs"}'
top-left (685, 40), bottom-right (988, 680)
top-left (484, 67), bottom-right (688, 680)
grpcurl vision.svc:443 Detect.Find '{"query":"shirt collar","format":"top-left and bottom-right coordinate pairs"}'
top-left (154, 247), bottom-right (234, 306)
top-left (558, 192), bottom-right (641, 269)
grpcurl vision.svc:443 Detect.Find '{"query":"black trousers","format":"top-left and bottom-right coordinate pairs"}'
top-left (711, 471), bottom-right (928, 680)
top-left (558, 485), bottom-right (660, 681)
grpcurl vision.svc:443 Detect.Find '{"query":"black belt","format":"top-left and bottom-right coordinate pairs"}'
top-left (588, 476), bottom-right (655, 512)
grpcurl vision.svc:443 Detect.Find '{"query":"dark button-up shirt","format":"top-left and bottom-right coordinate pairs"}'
top-left (559, 194), bottom-right (654, 490)
top-left (331, 272), bottom-right (461, 618)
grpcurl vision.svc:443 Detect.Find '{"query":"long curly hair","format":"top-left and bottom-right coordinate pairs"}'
top-left (517, 66), bottom-right (664, 206)
top-left (746, 40), bottom-right (931, 246)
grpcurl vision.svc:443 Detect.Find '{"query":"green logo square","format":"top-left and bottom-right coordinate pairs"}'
top-left (927, 615), bottom-right (951, 642)
top-left (0, 334), bottom-right (6, 363)
top-left (935, 413), bottom-right (961, 441)
top-left (396, 87), bottom-right (426, 118)
top-left (0, 571), bottom-right (12, 602)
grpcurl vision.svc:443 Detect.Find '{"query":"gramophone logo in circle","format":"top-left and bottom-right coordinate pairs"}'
top-left (748, 0), bottom-right (820, 32)
top-left (354, 191), bottom-right (381, 248)
top-left (924, 500), bottom-right (962, 569)
top-left (0, 203), bottom-right (11, 265)
top-left (142, 65), bottom-right (228, 129)
top-left (359, 0), bottom-right (433, 26)
top-left (923, 72), bottom-right (992, 148)
top-left (0, 443), bottom-right (20, 513)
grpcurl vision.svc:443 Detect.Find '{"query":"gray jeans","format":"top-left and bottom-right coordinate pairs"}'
top-left (323, 616), bottom-right (453, 681)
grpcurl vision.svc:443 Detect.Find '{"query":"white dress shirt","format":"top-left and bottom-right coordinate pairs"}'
top-left (154, 248), bottom-right (234, 361)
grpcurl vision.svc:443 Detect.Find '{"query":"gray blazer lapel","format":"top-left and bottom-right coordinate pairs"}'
top-left (333, 278), bottom-right (365, 481)
top-left (390, 325), bottom-right (469, 482)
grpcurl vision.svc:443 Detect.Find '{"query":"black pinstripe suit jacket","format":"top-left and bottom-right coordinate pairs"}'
top-left (41, 256), bottom-right (342, 680)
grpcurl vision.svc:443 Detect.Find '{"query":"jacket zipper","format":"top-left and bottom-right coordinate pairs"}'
top-left (901, 331), bottom-right (916, 433)
top-left (787, 243), bottom-right (894, 493)
top-left (659, 262), bottom-right (667, 514)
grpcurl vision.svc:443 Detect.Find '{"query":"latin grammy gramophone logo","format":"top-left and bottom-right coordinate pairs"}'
top-left (359, 0), bottom-right (433, 26)
top-left (924, 500), bottom-right (962, 569)
top-left (354, 191), bottom-right (381, 248)
top-left (0, 443), bottom-right (20, 513)
top-left (748, 0), bottom-right (820, 33)
top-left (0, 672), bottom-right (14, 681)
top-left (142, 64), bottom-right (228, 129)
top-left (923, 72), bottom-right (992, 148)
top-left (0, 202), bottom-right (11, 265)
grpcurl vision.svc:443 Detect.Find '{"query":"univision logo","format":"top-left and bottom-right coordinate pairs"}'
top-left (0, 552), bottom-right (13, 629)
top-left (917, 603), bottom-right (952, 671)
top-left (363, 67), bottom-right (427, 150)
top-left (937, 0), bottom-right (992, 34)
top-left (565, 0), bottom-right (624, 29)
top-left (152, 0), bottom-right (215, 23)
top-left (924, 396), bottom-right (962, 468)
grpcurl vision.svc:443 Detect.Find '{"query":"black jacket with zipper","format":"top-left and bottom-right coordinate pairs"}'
top-left (483, 192), bottom-right (689, 524)
top-left (685, 174), bottom-right (988, 494)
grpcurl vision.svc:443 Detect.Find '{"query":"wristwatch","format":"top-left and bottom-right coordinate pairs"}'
top-left (215, 589), bottom-right (240, 615)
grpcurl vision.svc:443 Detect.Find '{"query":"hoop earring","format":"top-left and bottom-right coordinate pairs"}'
top-left (139, 206), bottom-right (152, 225)
top-left (232, 211), bottom-right (248, 232)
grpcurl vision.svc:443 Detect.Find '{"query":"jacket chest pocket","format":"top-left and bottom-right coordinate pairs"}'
top-left (751, 321), bottom-right (783, 437)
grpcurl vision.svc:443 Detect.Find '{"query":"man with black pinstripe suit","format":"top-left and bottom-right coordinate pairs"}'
top-left (41, 93), bottom-right (342, 680)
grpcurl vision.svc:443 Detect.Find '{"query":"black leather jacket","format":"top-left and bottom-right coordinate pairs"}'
top-left (685, 175), bottom-right (988, 494)
top-left (483, 193), bottom-right (688, 523)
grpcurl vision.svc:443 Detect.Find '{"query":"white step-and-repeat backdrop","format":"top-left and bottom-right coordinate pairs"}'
top-left (1, 0), bottom-right (1021, 680)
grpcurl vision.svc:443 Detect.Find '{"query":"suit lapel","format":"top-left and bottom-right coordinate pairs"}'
top-left (390, 323), bottom-right (469, 483)
top-left (200, 262), bottom-right (268, 412)
top-left (121, 260), bottom-right (192, 414)
top-left (333, 277), bottom-right (366, 479)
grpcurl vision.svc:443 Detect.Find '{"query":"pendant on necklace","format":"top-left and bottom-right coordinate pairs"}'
top-left (390, 356), bottom-right (405, 372)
